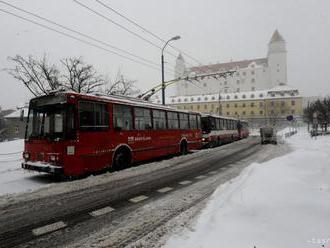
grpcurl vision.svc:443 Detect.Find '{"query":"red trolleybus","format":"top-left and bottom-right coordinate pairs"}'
top-left (201, 114), bottom-right (249, 147)
top-left (22, 92), bottom-right (202, 176)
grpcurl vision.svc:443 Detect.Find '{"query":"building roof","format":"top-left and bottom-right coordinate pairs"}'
top-left (4, 107), bottom-right (29, 119)
top-left (164, 86), bottom-right (301, 105)
top-left (189, 58), bottom-right (268, 74)
top-left (269, 30), bottom-right (285, 43)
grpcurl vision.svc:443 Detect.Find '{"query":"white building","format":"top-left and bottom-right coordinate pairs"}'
top-left (174, 30), bottom-right (287, 96)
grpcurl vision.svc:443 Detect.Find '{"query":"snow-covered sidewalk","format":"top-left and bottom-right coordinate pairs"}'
top-left (0, 139), bottom-right (55, 196)
top-left (165, 131), bottom-right (330, 248)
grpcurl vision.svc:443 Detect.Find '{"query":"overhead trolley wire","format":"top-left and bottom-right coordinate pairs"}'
top-left (95, 0), bottom-right (206, 66)
top-left (0, 8), bottom-right (166, 72)
top-left (0, 0), bottom-right (178, 73)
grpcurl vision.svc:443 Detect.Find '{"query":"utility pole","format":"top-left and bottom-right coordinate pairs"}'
top-left (161, 35), bottom-right (181, 105)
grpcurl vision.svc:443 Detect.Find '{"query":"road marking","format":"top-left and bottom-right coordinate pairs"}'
top-left (157, 187), bottom-right (173, 193)
top-left (32, 221), bottom-right (67, 236)
top-left (89, 206), bottom-right (114, 217)
top-left (208, 171), bottom-right (218, 175)
top-left (179, 180), bottom-right (192, 185)
top-left (129, 195), bottom-right (148, 203)
top-left (195, 175), bottom-right (207, 180)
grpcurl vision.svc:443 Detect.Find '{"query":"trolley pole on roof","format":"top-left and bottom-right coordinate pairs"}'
top-left (161, 35), bottom-right (181, 105)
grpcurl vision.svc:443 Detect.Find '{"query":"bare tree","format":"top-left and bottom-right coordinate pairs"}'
top-left (60, 57), bottom-right (104, 94)
top-left (6, 54), bottom-right (60, 96)
top-left (7, 55), bottom-right (138, 97)
top-left (104, 69), bottom-right (139, 96)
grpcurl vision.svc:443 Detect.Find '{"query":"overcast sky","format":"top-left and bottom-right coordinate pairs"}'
top-left (0, 0), bottom-right (329, 108)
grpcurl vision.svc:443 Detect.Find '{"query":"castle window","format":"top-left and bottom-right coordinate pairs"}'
top-left (205, 97), bottom-right (208, 101)
top-left (236, 72), bottom-right (240, 76)
top-left (242, 111), bottom-right (246, 115)
top-left (227, 112), bottom-right (230, 115)
top-left (251, 87), bottom-right (255, 91)
top-left (184, 98), bottom-right (187, 102)
top-left (291, 100), bottom-right (295, 106)
top-left (178, 99), bottom-right (181, 102)
top-left (259, 93), bottom-right (264, 98)
top-left (242, 103), bottom-right (246, 107)
top-left (204, 105), bottom-right (207, 110)
top-left (251, 71), bottom-right (255, 75)
top-left (234, 95), bottom-right (238, 99)
top-left (251, 102), bottom-right (255, 107)
top-left (236, 80), bottom-right (240, 84)
top-left (251, 94), bottom-right (255, 98)
top-left (226, 95), bottom-right (230, 100)
top-left (224, 89), bottom-right (228, 93)
top-left (226, 104), bottom-right (230, 108)
top-left (259, 102), bottom-right (263, 107)
top-left (281, 101), bottom-right (285, 107)
top-left (235, 112), bottom-right (238, 115)
top-left (203, 83), bottom-right (207, 87)
top-left (234, 103), bottom-right (238, 108)
top-left (197, 97), bottom-right (201, 101)
top-left (224, 81), bottom-right (227, 85)
top-left (191, 97), bottom-right (194, 102)
top-left (251, 78), bottom-right (255, 83)
top-left (172, 99), bottom-right (175, 103)
top-left (242, 71), bottom-right (246, 76)
top-left (212, 96), bottom-right (215, 100)
top-left (242, 94), bottom-right (246, 99)
top-left (291, 109), bottom-right (295, 114)
top-left (251, 111), bottom-right (254, 115)
top-left (259, 110), bottom-right (263, 115)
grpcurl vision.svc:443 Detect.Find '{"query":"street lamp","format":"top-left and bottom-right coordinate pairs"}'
top-left (161, 35), bottom-right (181, 105)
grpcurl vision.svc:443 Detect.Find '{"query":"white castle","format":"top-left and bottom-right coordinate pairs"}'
top-left (174, 30), bottom-right (287, 96)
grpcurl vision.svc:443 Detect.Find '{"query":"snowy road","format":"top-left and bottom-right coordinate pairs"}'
top-left (0, 136), bottom-right (288, 248)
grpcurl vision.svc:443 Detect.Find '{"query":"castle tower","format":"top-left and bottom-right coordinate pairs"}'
top-left (267, 30), bottom-right (287, 87)
top-left (175, 53), bottom-right (187, 95)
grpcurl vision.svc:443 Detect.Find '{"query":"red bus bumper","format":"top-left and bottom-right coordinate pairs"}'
top-left (22, 162), bottom-right (63, 174)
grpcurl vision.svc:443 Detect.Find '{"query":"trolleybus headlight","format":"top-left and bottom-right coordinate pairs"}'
top-left (202, 138), bottom-right (206, 142)
top-left (50, 155), bottom-right (57, 162)
top-left (23, 152), bottom-right (30, 160)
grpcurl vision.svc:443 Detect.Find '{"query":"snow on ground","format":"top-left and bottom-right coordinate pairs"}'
top-left (0, 139), bottom-right (56, 196)
top-left (164, 131), bottom-right (330, 248)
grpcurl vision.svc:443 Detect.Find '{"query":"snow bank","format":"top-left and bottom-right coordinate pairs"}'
top-left (165, 131), bottom-right (330, 248)
top-left (0, 139), bottom-right (53, 196)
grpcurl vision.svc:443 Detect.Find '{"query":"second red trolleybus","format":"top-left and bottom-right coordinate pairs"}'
top-left (22, 92), bottom-right (203, 176)
top-left (201, 114), bottom-right (249, 147)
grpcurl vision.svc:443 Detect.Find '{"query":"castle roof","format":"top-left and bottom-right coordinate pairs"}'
top-left (269, 30), bottom-right (285, 43)
top-left (189, 58), bottom-right (268, 74)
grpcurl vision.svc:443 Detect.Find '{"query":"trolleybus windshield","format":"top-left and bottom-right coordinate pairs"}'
top-left (26, 103), bottom-right (75, 141)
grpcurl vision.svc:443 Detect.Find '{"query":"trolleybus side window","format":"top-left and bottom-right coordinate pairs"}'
top-left (189, 114), bottom-right (197, 129)
top-left (197, 115), bottom-right (201, 129)
top-left (134, 107), bottom-right (152, 130)
top-left (79, 101), bottom-right (109, 131)
top-left (153, 110), bottom-right (166, 129)
top-left (216, 118), bottom-right (220, 130)
top-left (210, 117), bottom-right (216, 130)
top-left (113, 104), bottom-right (132, 131)
top-left (179, 113), bottom-right (189, 129)
top-left (167, 112), bottom-right (179, 129)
